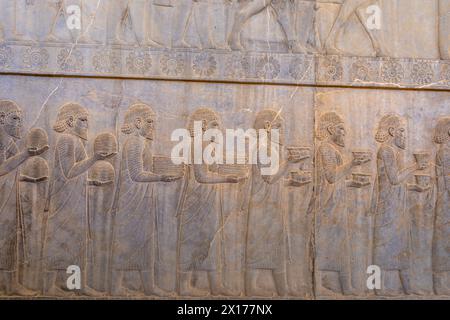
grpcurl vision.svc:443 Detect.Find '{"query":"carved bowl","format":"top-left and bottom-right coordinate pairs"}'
top-left (352, 150), bottom-right (372, 162)
top-left (414, 174), bottom-right (432, 188)
top-left (414, 152), bottom-right (430, 168)
top-left (94, 133), bottom-right (118, 157)
top-left (352, 172), bottom-right (372, 185)
top-left (153, 156), bottom-right (185, 176)
top-left (21, 156), bottom-right (49, 180)
top-left (88, 161), bottom-right (115, 184)
top-left (26, 128), bottom-right (49, 152)
top-left (287, 146), bottom-right (311, 161)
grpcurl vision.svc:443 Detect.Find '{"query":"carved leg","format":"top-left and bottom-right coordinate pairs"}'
top-left (399, 270), bottom-right (412, 295)
top-left (179, 271), bottom-right (209, 297)
top-left (340, 271), bottom-right (358, 296)
top-left (193, 2), bottom-right (216, 49)
top-left (319, 271), bottom-right (343, 295)
top-left (272, 269), bottom-right (288, 297)
top-left (110, 270), bottom-right (128, 296)
top-left (141, 270), bottom-right (169, 297)
top-left (433, 272), bottom-right (450, 296)
top-left (111, 3), bottom-right (132, 45)
top-left (207, 271), bottom-right (237, 297)
top-left (3, 271), bottom-right (36, 296)
top-left (44, 271), bottom-right (75, 297)
top-left (172, 0), bottom-right (193, 48)
top-left (324, 0), bottom-right (369, 55)
top-left (228, 0), bottom-right (269, 51)
top-left (245, 269), bottom-right (272, 297)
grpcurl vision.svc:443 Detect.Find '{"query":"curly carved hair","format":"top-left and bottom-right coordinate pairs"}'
top-left (121, 103), bottom-right (156, 135)
top-left (316, 112), bottom-right (344, 141)
top-left (254, 109), bottom-right (283, 130)
top-left (187, 107), bottom-right (220, 137)
top-left (0, 100), bottom-right (22, 122)
top-left (434, 117), bottom-right (450, 144)
top-left (53, 103), bottom-right (88, 133)
top-left (375, 114), bottom-right (404, 143)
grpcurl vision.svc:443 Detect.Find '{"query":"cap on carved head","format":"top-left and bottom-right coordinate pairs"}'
top-left (434, 117), bottom-right (450, 144)
top-left (316, 112), bottom-right (344, 141)
top-left (121, 103), bottom-right (155, 135)
top-left (254, 109), bottom-right (283, 130)
top-left (53, 102), bottom-right (88, 133)
top-left (375, 114), bottom-right (403, 143)
top-left (0, 100), bottom-right (22, 120)
top-left (187, 107), bottom-right (220, 137)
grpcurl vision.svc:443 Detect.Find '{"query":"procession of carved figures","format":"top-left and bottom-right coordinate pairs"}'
top-left (0, 98), bottom-right (448, 297)
top-left (0, 0), bottom-right (449, 59)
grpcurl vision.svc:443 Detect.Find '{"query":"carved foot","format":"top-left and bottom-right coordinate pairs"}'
top-left (144, 285), bottom-right (170, 297)
top-left (145, 39), bottom-right (164, 48)
top-left (211, 286), bottom-right (239, 297)
top-left (9, 284), bottom-right (37, 297)
top-left (45, 286), bottom-right (76, 297)
top-left (289, 41), bottom-right (316, 54)
top-left (172, 40), bottom-right (191, 49)
top-left (45, 34), bottom-right (61, 43)
top-left (179, 286), bottom-right (210, 297)
top-left (246, 287), bottom-right (274, 298)
top-left (228, 40), bottom-right (245, 51)
top-left (111, 286), bottom-right (144, 297)
top-left (82, 286), bottom-right (106, 297)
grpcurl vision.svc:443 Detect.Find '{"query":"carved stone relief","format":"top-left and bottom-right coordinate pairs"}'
top-left (0, 0), bottom-right (449, 300)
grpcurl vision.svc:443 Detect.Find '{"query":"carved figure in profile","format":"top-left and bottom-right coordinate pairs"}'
top-left (371, 114), bottom-right (426, 296)
top-left (432, 117), bottom-right (450, 295)
top-left (18, 128), bottom-right (50, 292)
top-left (111, 103), bottom-right (181, 297)
top-left (228, 0), bottom-right (312, 52)
top-left (86, 133), bottom-right (117, 293)
top-left (245, 109), bottom-right (303, 297)
top-left (0, 101), bottom-right (47, 296)
top-left (314, 112), bottom-right (367, 296)
top-left (171, 0), bottom-right (216, 49)
top-left (43, 103), bottom-right (112, 297)
top-left (177, 108), bottom-right (246, 297)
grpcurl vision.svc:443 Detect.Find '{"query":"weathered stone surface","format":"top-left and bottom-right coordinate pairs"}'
top-left (0, 0), bottom-right (449, 299)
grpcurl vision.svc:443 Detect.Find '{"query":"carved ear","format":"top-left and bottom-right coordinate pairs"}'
top-left (264, 121), bottom-right (271, 132)
top-left (201, 119), bottom-right (207, 132)
top-left (447, 127), bottom-right (450, 137)
top-left (135, 117), bottom-right (142, 129)
top-left (66, 116), bottom-right (74, 128)
top-left (326, 124), bottom-right (335, 136)
top-left (388, 127), bottom-right (395, 137)
top-left (0, 112), bottom-right (5, 125)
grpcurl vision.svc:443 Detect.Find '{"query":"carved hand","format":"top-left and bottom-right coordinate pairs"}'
top-left (161, 175), bottom-right (182, 182)
top-left (352, 157), bottom-right (371, 167)
top-left (28, 145), bottom-right (49, 157)
top-left (94, 152), bottom-right (117, 161)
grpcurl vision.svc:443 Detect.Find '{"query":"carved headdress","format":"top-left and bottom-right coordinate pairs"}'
top-left (316, 112), bottom-right (343, 141)
top-left (53, 102), bottom-right (88, 133)
top-left (187, 107), bottom-right (220, 137)
top-left (434, 117), bottom-right (450, 144)
top-left (0, 100), bottom-right (22, 122)
top-left (121, 103), bottom-right (156, 135)
top-left (375, 114), bottom-right (403, 143)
